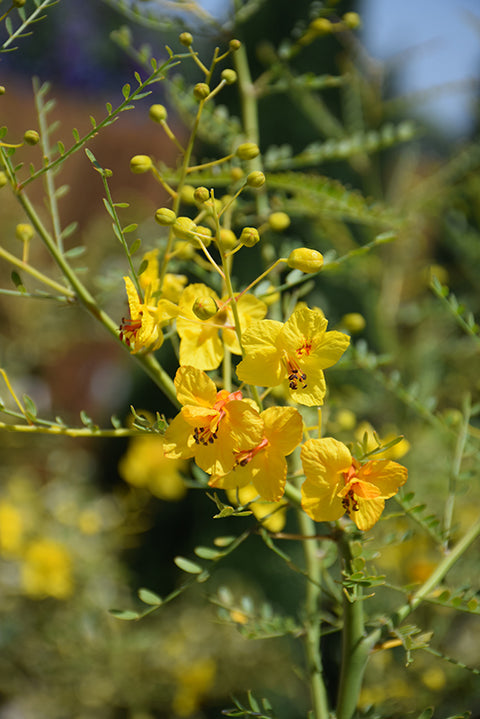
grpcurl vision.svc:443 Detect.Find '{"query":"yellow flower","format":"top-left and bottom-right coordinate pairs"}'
top-left (21, 538), bottom-right (73, 599)
top-left (236, 306), bottom-right (350, 406)
top-left (119, 276), bottom-right (164, 353)
top-left (139, 249), bottom-right (187, 302)
top-left (355, 421), bottom-right (411, 460)
top-left (118, 435), bottom-right (187, 501)
top-left (210, 406), bottom-right (303, 501)
top-left (176, 283), bottom-right (267, 370)
top-left (163, 366), bottom-right (264, 475)
top-left (226, 485), bottom-right (288, 532)
top-left (300, 437), bottom-right (407, 531)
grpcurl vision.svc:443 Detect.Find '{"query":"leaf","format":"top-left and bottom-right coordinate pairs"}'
top-left (130, 238), bottom-right (142, 255)
top-left (22, 394), bottom-right (37, 419)
top-left (122, 83), bottom-right (131, 99)
top-left (109, 608), bottom-right (140, 621)
top-left (174, 556), bottom-right (203, 574)
top-left (122, 223), bottom-right (138, 233)
top-left (138, 587), bottom-right (162, 605)
top-left (194, 545), bottom-right (224, 561)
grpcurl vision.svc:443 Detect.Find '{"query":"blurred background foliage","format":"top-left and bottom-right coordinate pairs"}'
top-left (1, 1), bottom-right (480, 718)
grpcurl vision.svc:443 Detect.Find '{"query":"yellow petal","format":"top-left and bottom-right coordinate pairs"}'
top-left (174, 366), bottom-right (217, 408)
top-left (235, 319), bottom-right (284, 387)
top-left (352, 497), bottom-right (385, 531)
top-left (124, 276), bottom-right (141, 318)
top-left (301, 478), bottom-right (345, 522)
top-left (179, 329), bottom-right (224, 370)
top-left (262, 406), bottom-right (303, 456)
top-left (357, 460), bottom-right (408, 498)
top-left (300, 437), bottom-right (352, 485)
top-left (251, 449), bottom-right (287, 502)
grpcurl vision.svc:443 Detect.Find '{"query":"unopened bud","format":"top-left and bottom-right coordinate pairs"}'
top-left (0, 171), bottom-right (7, 188)
top-left (268, 212), bottom-right (290, 232)
top-left (236, 142), bottom-right (260, 161)
top-left (341, 313), bottom-right (366, 334)
top-left (194, 83), bottom-right (210, 101)
top-left (23, 130), bottom-right (39, 146)
top-left (180, 184), bottom-right (196, 205)
top-left (179, 32), bottom-right (193, 47)
top-left (229, 39), bottom-right (241, 51)
top-left (219, 228), bottom-right (237, 249)
top-left (246, 171), bottom-right (265, 188)
top-left (130, 154), bottom-right (152, 174)
top-left (194, 186), bottom-right (210, 203)
top-left (16, 223), bottom-right (35, 242)
top-left (194, 226), bottom-right (213, 247)
top-left (287, 248), bottom-right (324, 273)
top-left (230, 167), bottom-right (244, 182)
top-left (310, 18), bottom-right (332, 35)
top-left (221, 69), bottom-right (237, 85)
top-left (192, 296), bottom-right (218, 320)
top-left (155, 207), bottom-right (177, 225)
top-left (13, 0), bottom-right (27, 6)
top-left (0, 86), bottom-right (5, 96)
top-left (343, 12), bottom-right (361, 29)
top-left (173, 216), bottom-right (198, 240)
top-left (149, 104), bottom-right (168, 123)
top-left (239, 227), bottom-right (260, 247)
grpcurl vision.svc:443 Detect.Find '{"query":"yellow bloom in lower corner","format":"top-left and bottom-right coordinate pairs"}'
top-left (209, 406), bottom-right (303, 502)
top-left (163, 366), bottom-right (264, 476)
top-left (0, 501), bottom-right (24, 556)
top-left (236, 305), bottom-right (350, 406)
top-left (226, 485), bottom-right (288, 533)
top-left (300, 437), bottom-right (407, 531)
top-left (21, 538), bottom-right (73, 599)
top-left (118, 435), bottom-right (188, 501)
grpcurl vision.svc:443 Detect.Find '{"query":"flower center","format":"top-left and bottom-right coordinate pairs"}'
top-left (341, 464), bottom-right (360, 514)
top-left (119, 313), bottom-right (143, 347)
top-left (233, 437), bottom-right (269, 468)
top-left (295, 340), bottom-right (313, 358)
top-left (193, 390), bottom-right (243, 446)
top-left (283, 353), bottom-right (307, 390)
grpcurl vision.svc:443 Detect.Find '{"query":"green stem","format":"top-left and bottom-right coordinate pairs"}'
top-left (336, 532), bottom-right (380, 719)
top-left (0, 245), bottom-right (75, 298)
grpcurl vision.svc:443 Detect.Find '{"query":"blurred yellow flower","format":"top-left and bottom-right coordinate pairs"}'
top-left (172, 657), bottom-right (216, 717)
top-left (139, 249), bottom-right (187, 302)
top-left (21, 538), bottom-right (73, 599)
top-left (0, 501), bottom-right (23, 556)
top-left (236, 306), bottom-right (350, 406)
top-left (301, 437), bottom-right (408, 531)
top-left (118, 435), bottom-right (188, 501)
top-left (356, 421), bottom-right (410, 460)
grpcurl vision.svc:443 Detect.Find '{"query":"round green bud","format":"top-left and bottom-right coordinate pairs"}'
top-left (194, 226), bottom-right (213, 247)
top-left (23, 130), bottom-right (39, 146)
top-left (193, 186), bottom-right (210, 204)
top-left (130, 154), bottom-right (152, 174)
top-left (0, 171), bottom-right (7, 188)
top-left (218, 228), bottom-right (237, 249)
top-left (310, 18), bottom-right (332, 35)
top-left (239, 227), bottom-right (260, 247)
top-left (179, 32), bottom-right (193, 47)
top-left (149, 104), bottom-right (168, 123)
top-left (0, 86), bottom-right (5, 96)
top-left (173, 216), bottom-right (198, 241)
top-left (16, 223), bottom-right (35, 242)
top-left (180, 184), bottom-right (196, 205)
top-left (341, 312), bottom-right (366, 334)
top-left (268, 212), bottom-right (291, 232)
top-left (13, 0), bottom-right (27, 6)
top-left (193, 83), bottom-right (210, 101)
top-left (155, 207), bottom-right (177, 225)
top-left (343, 12), bottom-right (361, 29)
top-left (221, 69), bottom-right (237, 85)
top-left (246, 171), bottom-right (265, 188)
top-left (236, 142), bottom-right (260, 161)
top-left (229, 39), bottom-right (241, 51)
top-left (230, 167), bottom-right (244, 182)
top-left (192, 296), bottom-right (218, 320)
top-left (287, 248), bottom-right (324, 273)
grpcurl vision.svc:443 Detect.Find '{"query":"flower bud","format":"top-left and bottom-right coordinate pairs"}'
top-left (13, 0), bottom-right (26, 6)
top-left (268, 212), bottom-right (290, 232)
top-left (192, 296), bottom-right (218, 320)
top-left (173, 216), bottom-right (198, 240)
top-left (23, 130), bottom-right (39, 146)
top-left (130, 154), bottom-right (152, 174)
top-left (310, 18), bottom-right (332, 35)
top-left (236, 142), bottom-right (260, 161)
top-left (221, 69), bottom-right (237, 85)
top-left (0, 86), bottom-right (5, 96)
top-left (343, 12), bottom-right (361, 29)
top-left (219, 229), bottom-right (237, 249)
top-left (229, 39), bottom-right (241, 51)
top-left (194, 226), bottom-right (213, 247)
top-left (0, 171), bottom-right (7, 188)
top-left (246, 171), bottom-right (265, 188)
top-left (194, 83), bottom-right (210, 101)
top-left (239, 227), bottom-right (260, 247)
top-left (194, 186), bottom-right (210, 203)
top-left (179, 32), bottom-right (193, 47)
top-left (149, 104), bottom-right (168, 123)
top-left (16, 223), bottom-right (35, 242)
top-left (230, 167), bottom-right (244, 182)
top-left (341, 313), bottom-right (366, 334)
top-left (180, 184), bottom-right (196, 205)
top-left (336, 409), bottom-right (357, 431)
top-left (155, 207), bottom-right (176, 225)
top-left (287, 248), bottom-right (324, 273)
